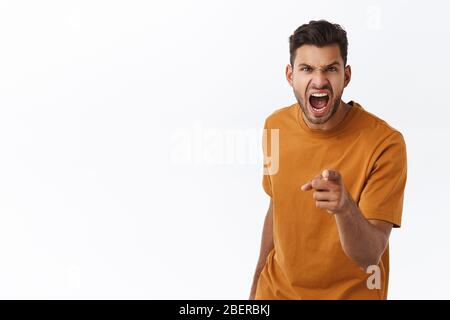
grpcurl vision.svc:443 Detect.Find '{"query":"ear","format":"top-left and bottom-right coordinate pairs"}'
top-left (344, 65), bottom-right (351, 88)
top-left (286, 64), bottom-right (293, 87)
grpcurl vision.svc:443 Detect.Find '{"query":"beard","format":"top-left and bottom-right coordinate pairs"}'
top-left (294, 88), bottom-right (342, 125)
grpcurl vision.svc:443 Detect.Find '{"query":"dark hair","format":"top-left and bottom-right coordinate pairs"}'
top-left (289, 20), bottom-right (348, 66)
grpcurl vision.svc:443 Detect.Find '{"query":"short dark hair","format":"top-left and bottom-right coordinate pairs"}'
top-left (289, 20), bottom-right (348, 66)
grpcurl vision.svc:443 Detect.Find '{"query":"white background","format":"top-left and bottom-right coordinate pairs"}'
top-left (0, 0), bottom-right (448, 299)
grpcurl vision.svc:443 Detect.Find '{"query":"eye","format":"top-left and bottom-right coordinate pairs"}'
top-left (327, 66), bottom-right (337, 72)
top-left (300, 66), bottom-right (312, 72)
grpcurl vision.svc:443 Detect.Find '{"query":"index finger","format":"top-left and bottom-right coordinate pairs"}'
top-left (300, 174), bottom-right (321, 191)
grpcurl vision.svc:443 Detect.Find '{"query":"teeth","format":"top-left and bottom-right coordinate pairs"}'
top-left (311, 93), bottom-right (328, 97)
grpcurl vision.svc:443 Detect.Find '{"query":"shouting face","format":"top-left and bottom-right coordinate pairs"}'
top-left (286, 44), bottom-right (351, 129)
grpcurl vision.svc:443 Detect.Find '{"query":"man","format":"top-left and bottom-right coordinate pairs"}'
top-left (249, 20), bottom-right (407, 300)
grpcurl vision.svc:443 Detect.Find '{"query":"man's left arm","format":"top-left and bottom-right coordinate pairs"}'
top-left (333, 198), bottom-right (392, 270)
top-left (301, 169), bottom-right (393, 270)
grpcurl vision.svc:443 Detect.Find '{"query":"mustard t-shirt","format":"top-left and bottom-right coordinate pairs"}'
top-left (255, 101), bottom-right (407, 300)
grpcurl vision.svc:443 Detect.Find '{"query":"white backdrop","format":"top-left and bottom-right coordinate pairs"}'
top-left (0, 0), bottom-right (449, 299)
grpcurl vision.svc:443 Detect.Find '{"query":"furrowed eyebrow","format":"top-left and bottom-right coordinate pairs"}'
top-left (297, 61), bottom-right (341, 69)
top-left (297, 63), bottom-right (312, 69)
top-left (326, 61), bottom-right (341, 68)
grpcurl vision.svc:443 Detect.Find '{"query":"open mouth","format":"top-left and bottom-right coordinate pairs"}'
top-left (308, 92), bottom-right (330, 116)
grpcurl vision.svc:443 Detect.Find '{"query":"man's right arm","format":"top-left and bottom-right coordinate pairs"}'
top-left (249, 198), bottom-right (274, 300)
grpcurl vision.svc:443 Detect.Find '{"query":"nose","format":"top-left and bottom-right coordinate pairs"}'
top-left (310, 70), bottom-right (329, 89)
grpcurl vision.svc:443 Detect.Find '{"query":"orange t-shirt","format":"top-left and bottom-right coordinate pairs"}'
top-left (255, 101), bottom-right (407, 300)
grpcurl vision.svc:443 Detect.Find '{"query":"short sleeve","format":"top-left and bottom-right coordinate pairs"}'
top-left (262, 119), bottom-right (273, 197)
top-left (358, 131), bottom-right (407, 228)
top-left (262, 172), bottom-right (273, 197)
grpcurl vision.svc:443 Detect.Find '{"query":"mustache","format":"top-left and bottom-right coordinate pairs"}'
top-left (307, 85), bottom-right (333, 94)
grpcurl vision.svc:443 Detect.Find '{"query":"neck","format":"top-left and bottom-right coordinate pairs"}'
top-left (302, 100), bottom-right (351, 131)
